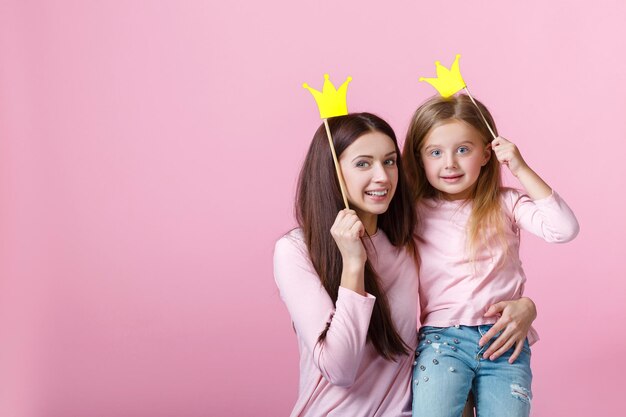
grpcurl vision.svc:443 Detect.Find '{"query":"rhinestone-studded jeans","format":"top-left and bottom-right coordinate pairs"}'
top-left (411, 325), bottom-right (532, 417)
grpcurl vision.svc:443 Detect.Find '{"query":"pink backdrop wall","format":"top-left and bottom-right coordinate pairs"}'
top-left (1, 1), bottom-right (625, 416)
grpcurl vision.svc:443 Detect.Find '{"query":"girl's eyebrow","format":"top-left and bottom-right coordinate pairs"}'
top-left (424, 141), bottom-right (473, 150)
top-left (351, 151), bottom-right (397, 162)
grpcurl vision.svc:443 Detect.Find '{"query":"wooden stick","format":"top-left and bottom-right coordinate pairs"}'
top-left (323, 118), bottom-right (350, 209)
top-left (464, 86), bottom-right (497, 140)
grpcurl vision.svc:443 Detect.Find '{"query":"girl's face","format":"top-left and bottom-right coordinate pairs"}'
top-left (420, 120), bottom-right (491, 200)
top-left (339, 131), bottom-right (398, 228)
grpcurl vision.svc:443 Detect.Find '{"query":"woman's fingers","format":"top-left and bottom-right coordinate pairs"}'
top-left (331, 209), bottom-right (366, 264)
top-left (509, 340), bottom-right (525, 364)
top-left (479, 298), bottom-right (534, 362)
top-left (483, 301), bottom-right (506, 318)
top-left (484, 329), bottom-right (516, 360)
top-left (331, 210), bottom-right (360, 236)
top-left (479, 315), bottom-right (507, 346)
top-left (349, 218), bottom-right (365, 238)
top-left (481, 324), bottom-right (512, 357)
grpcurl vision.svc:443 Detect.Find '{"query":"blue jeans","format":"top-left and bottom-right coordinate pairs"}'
top-left (412, 325), bottom-right (532, 417)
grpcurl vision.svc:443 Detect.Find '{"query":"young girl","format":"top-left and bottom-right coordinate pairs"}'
top-left (274, 112), bottom-right (538, 417)
top-left (403, 94), bottom-right (579, 417)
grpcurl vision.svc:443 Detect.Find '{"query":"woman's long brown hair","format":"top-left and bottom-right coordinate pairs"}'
top-left (295, 113), bottom-right (416, 360)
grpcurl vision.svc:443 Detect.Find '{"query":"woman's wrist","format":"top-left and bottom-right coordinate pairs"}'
top-left (342, 257), bottom-right (366, 273)
top-left (340, 262), bottom-right (366, 295)
top-left (517, 297), bottom-right (538, 320)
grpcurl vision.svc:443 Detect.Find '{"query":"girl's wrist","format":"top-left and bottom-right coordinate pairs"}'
top-left (512, 163), bottom-right (532, 178)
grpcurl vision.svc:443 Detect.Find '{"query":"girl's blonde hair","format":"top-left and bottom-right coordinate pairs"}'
top-left (403, 94), bottom-right (507, 261)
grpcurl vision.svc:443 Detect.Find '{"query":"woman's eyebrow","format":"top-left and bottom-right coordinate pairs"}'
top-left (351, 151), bottom-right (396, 162)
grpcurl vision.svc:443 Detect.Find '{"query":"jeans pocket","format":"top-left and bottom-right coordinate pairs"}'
top-left (418, 326), bottom-right (452, 350)
top-left (419, 326), bottom-right (447, 335)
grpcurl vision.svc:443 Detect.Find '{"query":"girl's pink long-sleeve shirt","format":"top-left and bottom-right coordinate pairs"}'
top-left (416, 189), bottom-right (579, 344)
top-left (274, 229), bottom-right (418, 417)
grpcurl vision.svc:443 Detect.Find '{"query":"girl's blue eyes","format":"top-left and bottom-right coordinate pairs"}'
top-left (428, 147), bottom-right (470, 157)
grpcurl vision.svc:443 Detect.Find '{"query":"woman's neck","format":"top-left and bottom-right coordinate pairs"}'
top-left (360, 213), bottom-right (378, 235)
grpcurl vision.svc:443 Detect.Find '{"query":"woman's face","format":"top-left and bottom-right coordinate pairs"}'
top-left (339, 131), bottom-right (398, 224)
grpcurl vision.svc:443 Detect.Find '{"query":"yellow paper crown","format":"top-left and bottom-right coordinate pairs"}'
top-left (303, 74), bottom-right (352, 119)
top-left (419, 54), bottom-right (466, 98)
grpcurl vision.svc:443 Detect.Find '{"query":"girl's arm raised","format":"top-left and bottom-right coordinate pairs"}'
top-left (492, 136), bottom-right (552, 200)
top-left (493, 137), bottom-right (579, 242)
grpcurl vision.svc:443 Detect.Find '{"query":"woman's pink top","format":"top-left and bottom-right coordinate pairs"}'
top-left (274, 229), bottom-right (419, 417)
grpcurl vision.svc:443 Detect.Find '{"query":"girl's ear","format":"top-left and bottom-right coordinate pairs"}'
top-left (482, 143), bottom-right (492, 166)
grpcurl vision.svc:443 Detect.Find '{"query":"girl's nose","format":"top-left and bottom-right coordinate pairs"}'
top-left (445, 154), bottom-right (457, 169)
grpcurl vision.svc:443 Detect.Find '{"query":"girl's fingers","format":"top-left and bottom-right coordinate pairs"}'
top-left (494, 149), bottom-right (512, 165)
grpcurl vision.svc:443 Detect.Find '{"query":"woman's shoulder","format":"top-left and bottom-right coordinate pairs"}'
top-left (274, 228), bottom-right (316, 273)
top-left (273, 228), bottom-right (319, 290)
top-left (275, 228), bottom-right (306, 255)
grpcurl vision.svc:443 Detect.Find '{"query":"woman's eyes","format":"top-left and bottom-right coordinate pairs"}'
top-left (355, 159), bottom-right (396, 168)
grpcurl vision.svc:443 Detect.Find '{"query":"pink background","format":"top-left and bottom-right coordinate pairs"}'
top-left (1, 1), bottom-right (624, 416)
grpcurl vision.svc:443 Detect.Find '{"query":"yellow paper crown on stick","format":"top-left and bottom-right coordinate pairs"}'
top-left (303, 74), bottom-right (352, 119)
top-left (419, 54), bottom-right (466, 98)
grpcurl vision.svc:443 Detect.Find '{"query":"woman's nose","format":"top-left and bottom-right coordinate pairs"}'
top-left (373, 163), bottom-right (390, 182)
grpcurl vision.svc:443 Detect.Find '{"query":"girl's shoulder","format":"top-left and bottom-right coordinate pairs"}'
top-left (416, 197), bottom-right (471, 218)
top-left (499, 187), bottom-right (525, 213)
top-left (417, 197), bottom-right (464, 209)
